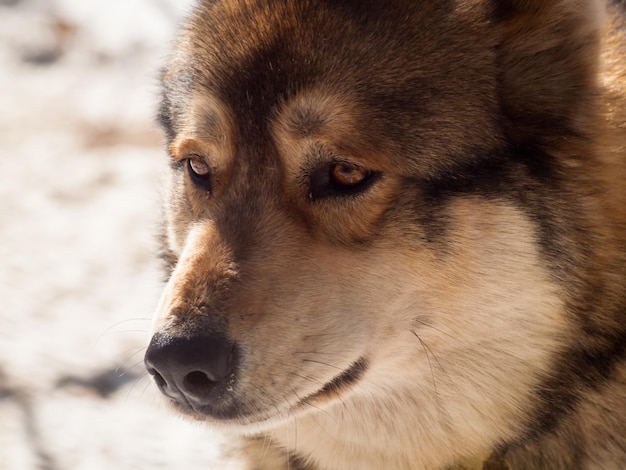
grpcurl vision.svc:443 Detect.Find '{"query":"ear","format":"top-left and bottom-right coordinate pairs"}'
top-left (494, 0), bottom-right (605, 146)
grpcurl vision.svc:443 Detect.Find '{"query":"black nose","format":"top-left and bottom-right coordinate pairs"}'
top-left (144, 332), bottom-right (237, 409)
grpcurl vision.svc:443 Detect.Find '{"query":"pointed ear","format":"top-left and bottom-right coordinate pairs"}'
top-left (494, 0), bottom-right (604, 146)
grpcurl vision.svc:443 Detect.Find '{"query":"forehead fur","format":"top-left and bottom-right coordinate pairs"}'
top-left (161, 0), bottom-right (503, 175)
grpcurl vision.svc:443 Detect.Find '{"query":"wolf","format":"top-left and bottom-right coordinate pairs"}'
top-left (144, 0), bottom-right (626, 468)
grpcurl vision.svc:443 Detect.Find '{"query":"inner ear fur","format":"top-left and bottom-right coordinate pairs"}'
top-left (494, 0), bottom-right (604, 146)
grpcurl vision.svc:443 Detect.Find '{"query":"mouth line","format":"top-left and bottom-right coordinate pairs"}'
top-left (300, 356), bottom-right (368, 405)
top-left (174, 357), bottom-right (369, 428)
top-left (236, 356), bottom-right (368, 427)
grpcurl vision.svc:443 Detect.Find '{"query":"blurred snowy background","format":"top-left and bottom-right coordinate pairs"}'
top-left (0, 0), bottom-right (242, 468)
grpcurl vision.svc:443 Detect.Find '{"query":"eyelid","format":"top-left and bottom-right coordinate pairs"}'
top-left (169, 138), bottom-right (208, 164)
top-left (168, 153), bottom-right (208, 172)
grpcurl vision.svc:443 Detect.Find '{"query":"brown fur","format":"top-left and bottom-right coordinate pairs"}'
top-left (150, 1), bottom-right (626, 468)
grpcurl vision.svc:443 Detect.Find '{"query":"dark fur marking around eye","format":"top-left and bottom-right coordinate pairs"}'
top-left (420, 143), bottom-right (563, 203)
top-left (414, 145), bottom-right (564, 245)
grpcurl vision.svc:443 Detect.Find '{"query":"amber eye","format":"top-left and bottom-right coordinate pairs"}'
top-left (330, 162), bottom-right (369, 187)
top-left (308, 161), bottom-right (378, 201)
top-left (186, 157), bottom-right (212, 190)
top-left (188, 157), bottom-right (210, 177)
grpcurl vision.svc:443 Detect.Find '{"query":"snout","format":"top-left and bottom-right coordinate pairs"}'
top-left (144, 332), bottom-right (238, 412)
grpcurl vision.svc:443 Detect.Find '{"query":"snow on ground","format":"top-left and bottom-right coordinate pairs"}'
top-left (0, 1), bottom-right (245, 468)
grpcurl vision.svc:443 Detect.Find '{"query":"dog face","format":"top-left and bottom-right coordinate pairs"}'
top-left (146, 0), bottom-right (621, 466)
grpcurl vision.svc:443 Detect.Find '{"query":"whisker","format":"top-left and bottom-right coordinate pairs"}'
top-left (292, 389), bottom-right (338, 433)
top-left (96, 317), bottom-right (151, 336)
top-left (412, 330), bottom-right (438, 398)
top-left (295, 389), bottom-right (338, 425)
top-left (294, 350), bottom-right (344, 357)
top-left (114, 346), bottom-right (147, 374)
top-left (126, 372), bottom-right (151, 402)
top-left (289, 371), bottom-right (325, 387)
top-left (303, 401), bottom-right (338, 430)
top-left (293, 413), bottom-right (298, 464)
top-left (137, 376), bottom-right (154, 401)
top-left (93, 329), bottom-right (150, 350)
top-left (411, 330), bottom-right (451, 420)
top-left (413, 319), bottom-right (457, 341)
top-left (127, 358), bottom-right (149, 372)
top-left (412, 330), bottom-right (449, 379)
top-left (300, 359), bottom-right (344, 371)
top-left (259, 423), bottom-right (277, 467)
top-left (97, 329), bottom-right (150, 338)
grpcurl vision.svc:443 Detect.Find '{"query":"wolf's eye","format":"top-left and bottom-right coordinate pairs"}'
top-left (188, 157), bottom-right (210, 176)
top-left (330, 162), bottom-right (369, 187)
top-left (309, 161), bottom-right (378, 200)
top-left (186, 157), bottom-right (212, 189)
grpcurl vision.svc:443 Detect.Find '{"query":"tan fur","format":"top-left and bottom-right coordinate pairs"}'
top-left (150, 1), bottom-right (626, 468)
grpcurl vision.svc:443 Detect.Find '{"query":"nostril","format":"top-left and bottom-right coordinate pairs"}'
top-left (183, 370), bottom-right (218, 395)
top-left (144, 332), bottom-right (238, 407)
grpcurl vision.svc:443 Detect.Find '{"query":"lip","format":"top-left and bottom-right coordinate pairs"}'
top-left (299, 356), bottom-right (368, 406)
top-left (245, 356), bottom-right (369, 426)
